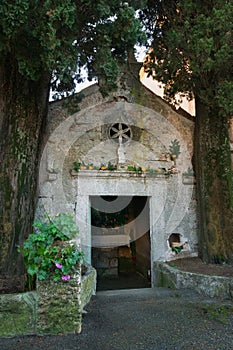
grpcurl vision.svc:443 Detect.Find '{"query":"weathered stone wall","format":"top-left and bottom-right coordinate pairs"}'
top-left (73, 169), bottom-right (198, 266)
top-left (153, 261), bottom-right (233, 300)
top-left (0, 265), bottom-right (96, 337)
top-left (38, 69), bottom-right (195, 215)
top-left (81, 265), bottom-right (96, 311)
top-left (36, 272), bottom-right (82, 335)
top-left (37, 67), bottom-right (198, 273)
top-left (92, 247), bottom-right (119, 277)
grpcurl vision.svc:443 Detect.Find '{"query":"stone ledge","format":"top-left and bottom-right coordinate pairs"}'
top-left (71, 169), bottom-right (171, 179)
top-left (153, 261), bottom-right (233, 300)
top-left (81, 265), bottom-right (96, 311)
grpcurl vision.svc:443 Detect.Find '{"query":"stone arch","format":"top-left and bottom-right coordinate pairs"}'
top-left (38, 99), bottom-right (197, 265)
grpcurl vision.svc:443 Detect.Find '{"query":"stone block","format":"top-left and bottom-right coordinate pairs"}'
top-left (0, 292), bottom-right (37, 337)
top-left (36, 271), bottom-right (82, 335)
top-left (109, 258), bottom-right (118, 268)
top-left (101, 267), bottom-right (118, 277)
top-left (81, 265), bottom-right (97, 311)
top-left (94, 259), bottom-right (109, 268)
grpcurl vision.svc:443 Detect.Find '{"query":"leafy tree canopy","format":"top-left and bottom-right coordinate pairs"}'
top-left (138, 1), bottom-right (233, 263)
top-left (139, 0), bottom-right (233, 117)
top-left (0, 0), bottom-right (146, 97)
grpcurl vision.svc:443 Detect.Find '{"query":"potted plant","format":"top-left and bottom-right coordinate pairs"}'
top-left (73, 162), bottom-right (81, 172)
top-left (87, 163), bottom-right (94, 170)
top-left (73, 162), bottom-right (86, 171)
top-left (19, 213), bottom-right (84, 289)
top-left (99, 163), bottom-right (106, 170)
top-left (79, 163), bottom-right (86, 170)
top-left (127, 165), bottom-right (135, 172)
top-left (107, 161), bottom-right (117, 171)
top-left (169, 139), bottom-right (181, 164)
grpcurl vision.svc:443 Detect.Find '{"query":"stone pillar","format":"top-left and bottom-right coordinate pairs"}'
top-left (36, 267), bottom-right (82, 335)
top-left (75, 194), bottom-right (92, 264)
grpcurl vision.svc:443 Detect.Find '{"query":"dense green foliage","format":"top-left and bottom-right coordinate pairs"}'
top-left (0, 0), bottom-right (145, 96)
top-left (139, 0), bottom-right (233, 262)
top-left (0, 1), bottom-right (147, 292)
top-left (140, 0), bottom-right (233, 116)
top-left (20, 214), bottom-right (84, 286)
top-left (1, 0), bottom-right (233, 276)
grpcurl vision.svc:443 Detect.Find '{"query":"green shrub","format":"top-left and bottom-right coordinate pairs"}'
top-left (19, 214), bottom-right (84, 288)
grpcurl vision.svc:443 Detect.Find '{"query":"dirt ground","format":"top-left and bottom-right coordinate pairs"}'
top-left (167, 257), bottom-right (233, 277)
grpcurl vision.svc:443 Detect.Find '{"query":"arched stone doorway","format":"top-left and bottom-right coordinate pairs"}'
top-left (38, 93), bottom-right (198, 289)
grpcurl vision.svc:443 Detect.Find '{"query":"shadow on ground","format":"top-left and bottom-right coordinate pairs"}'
top-left (97, 271), bottom-right (150, 291)
top-left (1, 288), bottom-right (233, 350)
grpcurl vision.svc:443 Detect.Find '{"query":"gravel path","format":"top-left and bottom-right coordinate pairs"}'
top-left (1, 288), bottom-right (233, 350)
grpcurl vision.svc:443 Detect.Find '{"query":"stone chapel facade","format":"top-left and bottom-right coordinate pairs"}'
top-left (37, 66), bottom-right (199, 286)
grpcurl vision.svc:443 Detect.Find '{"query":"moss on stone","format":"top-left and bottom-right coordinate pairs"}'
top-left (0, 292), bottom-right (37, 337)
top-left (155, 270), bottom-right (176, 289)
top-left (81, 266), bottom-right (96, 311)
top-left (0, 266), bottom-right (96, 337)
top-left (36, 274), bottom-right (82, 335)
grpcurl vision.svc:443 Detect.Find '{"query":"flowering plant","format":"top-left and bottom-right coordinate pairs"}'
top-left (19, 214), bottom-right (85, 287)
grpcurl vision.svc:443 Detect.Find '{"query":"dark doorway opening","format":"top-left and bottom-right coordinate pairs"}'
top-left (91, 196), bottom-right (151, 291)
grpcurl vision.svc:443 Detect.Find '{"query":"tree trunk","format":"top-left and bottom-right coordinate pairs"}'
top-left (194, 96), bottom-right (233, 263)
top-left (0, 56), bottom-right (50, 293)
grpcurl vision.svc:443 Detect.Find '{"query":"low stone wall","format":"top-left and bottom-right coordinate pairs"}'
top-left (0, 292), bottom-right (37, 337)
top-left (153, 261), bottom-right (233, 300)
top-left (81, 265), bottom-right (96, 311)
top-left (0, 265), bottom-right (96, 337)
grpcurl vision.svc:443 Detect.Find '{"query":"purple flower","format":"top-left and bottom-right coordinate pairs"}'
top-left (62, 275), bottom-right (71, 281)
top-left (55, 262), bottom-right (63, 269)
